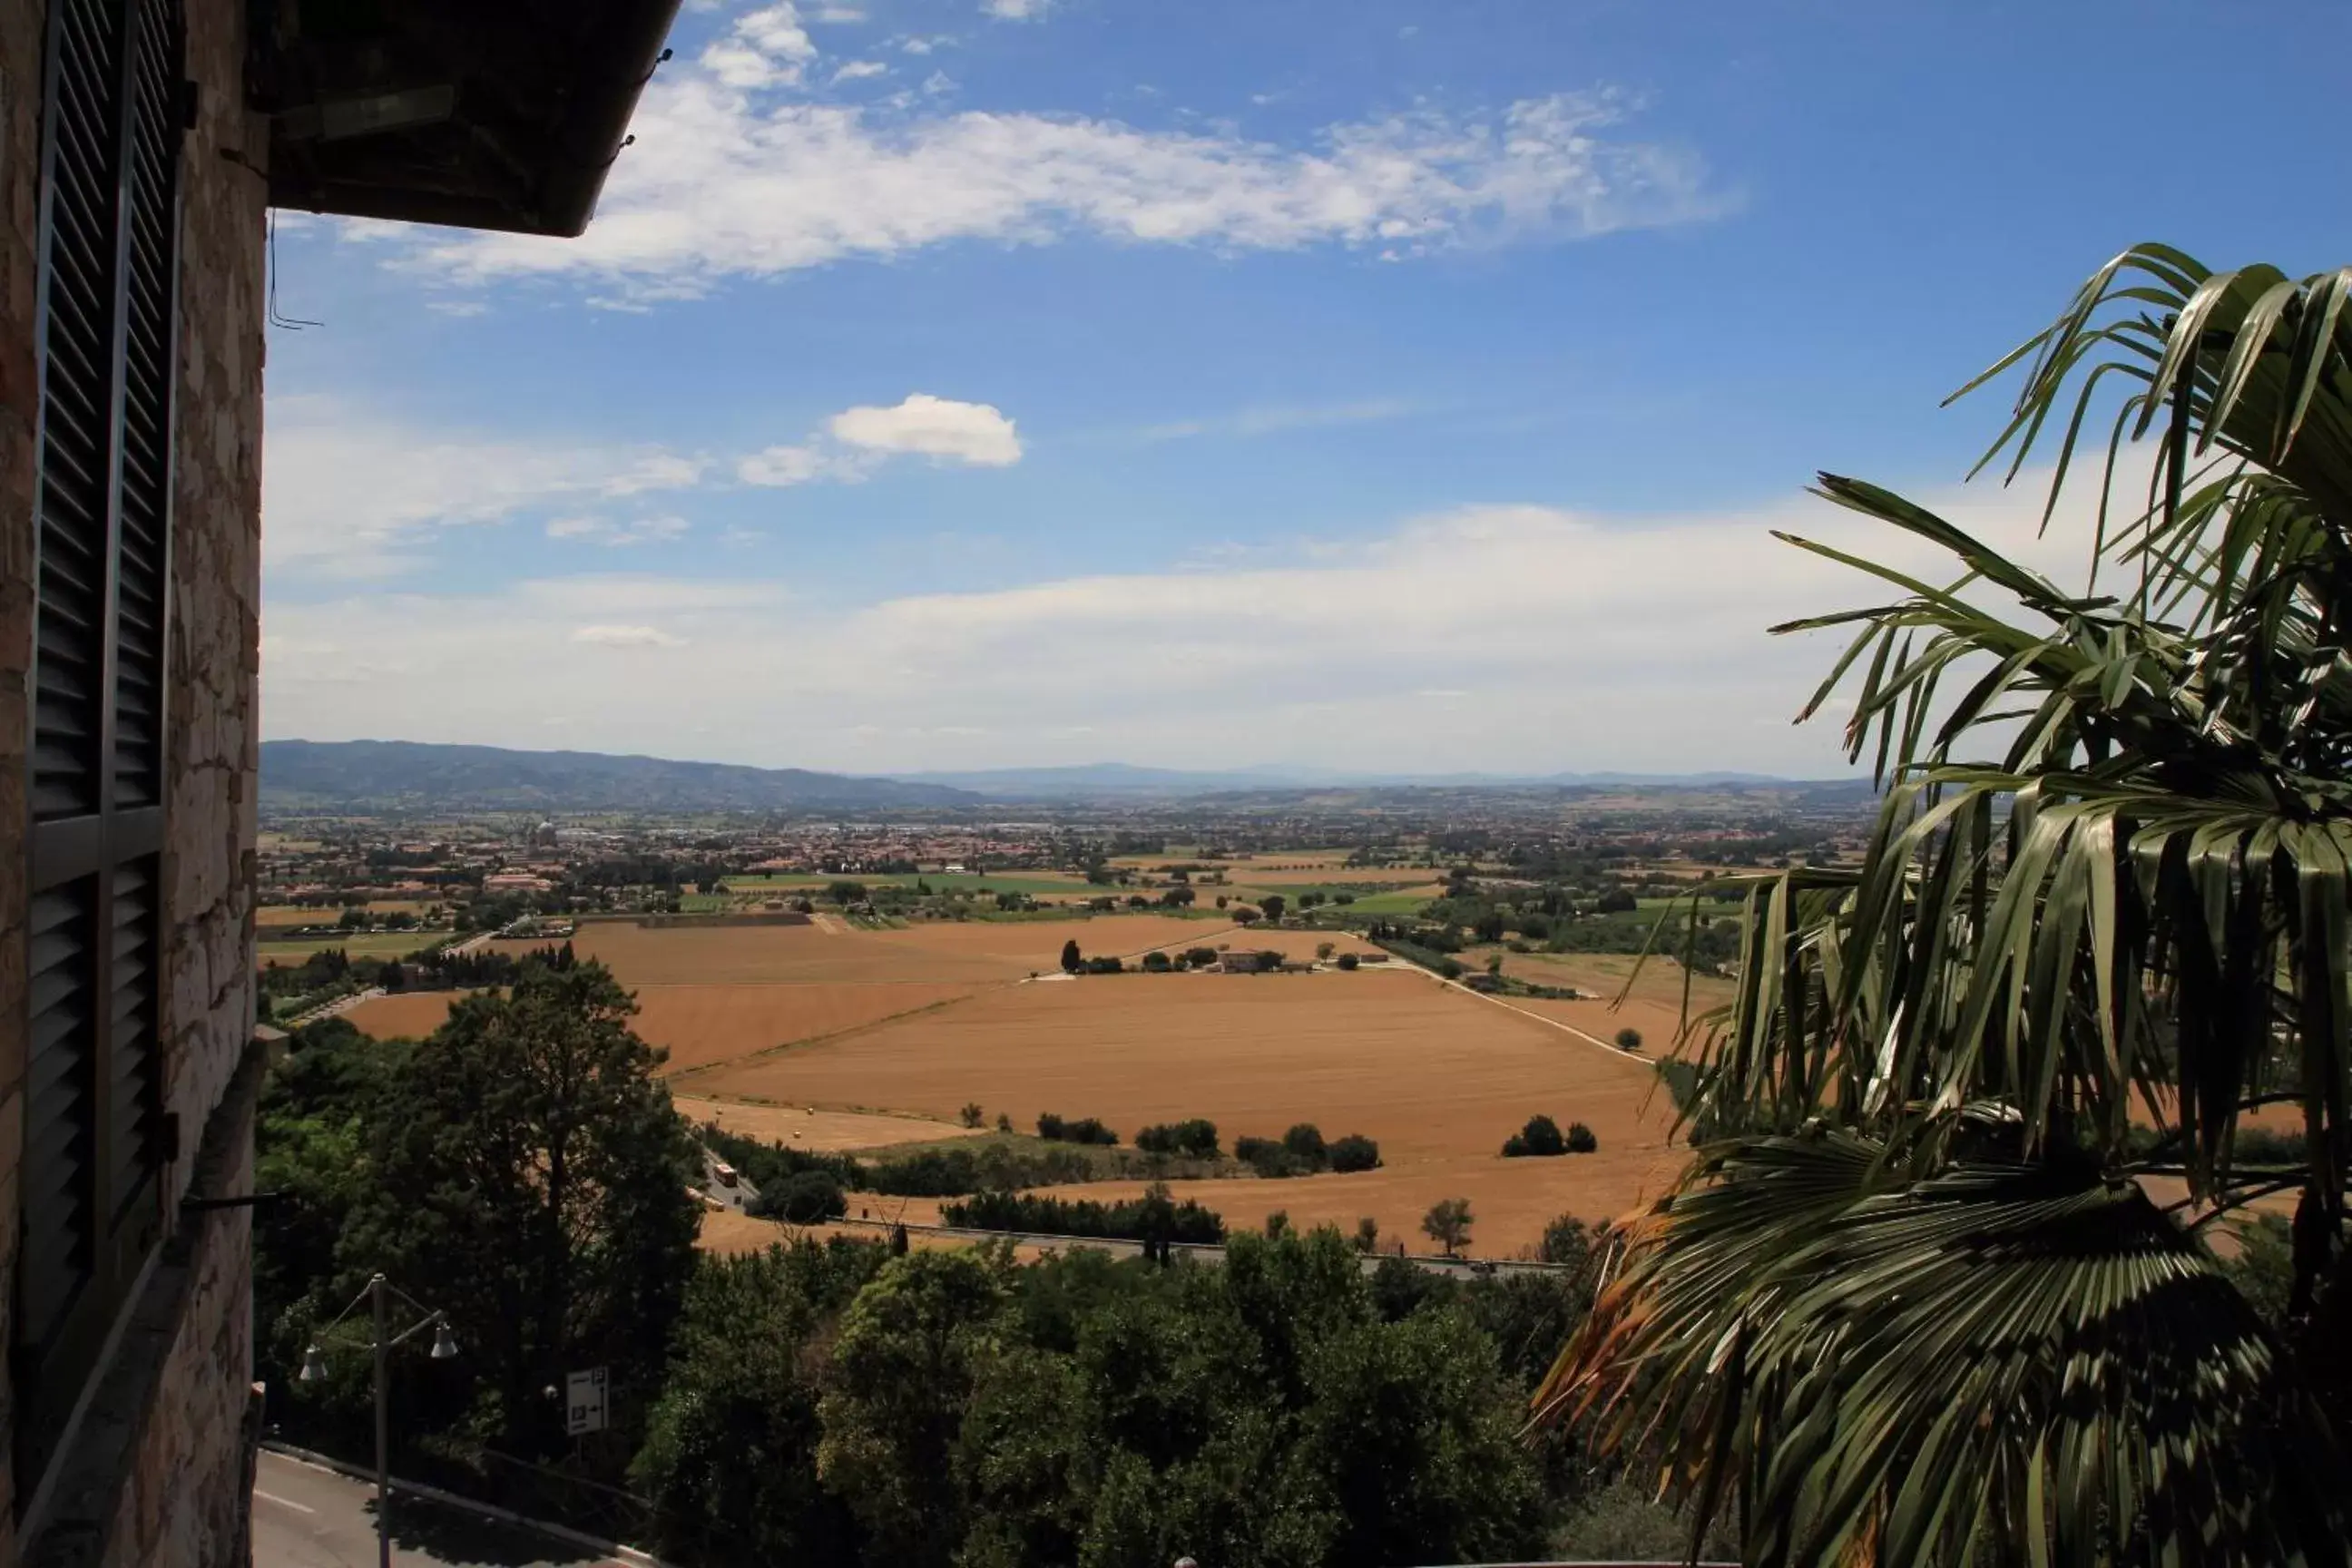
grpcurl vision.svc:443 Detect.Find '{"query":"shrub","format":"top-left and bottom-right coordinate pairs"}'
top-left (758, 1171), bottom-right (846, 1224)
top-left (1520, 1114), bottom-right (1566, 1158)
top-left (1135, 1118), bottom-right (1220, 1158)
top-left (1253, 950), bottom-right (1284, 973)
top-left (1036, 1112), bottom-right (1118, 1146)
top-left (1141, 949), bottom-right (1172, 972)
top-left (1235, 1136), bottom-right (1306, 1178)
top-left (958, 1102), bottom-right (984, 1128)
top-left (1282, 1123), bottom-right (1328, 1164)
top-left (941, 1189), bottom-right (1223, 1244)
top-left (1336, 952), bottom-right (1360, 971)
top-left (1328, 1133), bottom-right (1382, 1172)
top-left (1085, 955), bottom-right (1125, 975)
top-left (1614, 1026), bottom-right (1643, 1051)
top-left (1565, 1122), bottom-right (1598, 1153)
top-left (994, 1112), bottom-right (1013, 1133)
top-left (1183, 946), bottom-right (1220, 968)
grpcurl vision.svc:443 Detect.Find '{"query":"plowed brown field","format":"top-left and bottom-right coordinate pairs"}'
top-left (339, 990), bottom-right (466, 1038)
top-left (694, 966), bottom-right (1683, 1252)
top-left (673, 1097), bottom-right (979, 1151)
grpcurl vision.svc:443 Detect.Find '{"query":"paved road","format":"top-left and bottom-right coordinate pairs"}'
top-left (252, 1451), bottom-right (639, 1567)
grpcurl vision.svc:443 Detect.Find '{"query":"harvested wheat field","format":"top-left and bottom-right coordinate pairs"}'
top-left (673, 1096), bottom-right (980, 1151)
top-left (633, 983), bottom-right (981, 1072)
top-left (339, 990), bottom-right (466, 1038)
top-left (549, 913), bottom-right (1220, 987)
top-left (694, 967), bottom-right (1683, 1252)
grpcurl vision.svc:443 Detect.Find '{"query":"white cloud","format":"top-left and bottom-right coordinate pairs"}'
top-left (572, 624), bottom-right (690, 648)
top-left (266, 397), bottom-right (1016, 574)
top-left (828, 394), bottom-right (1021, 466)
top-left (260, 469), bottom-right (2113, 774)
top-left (813, 3), bottom-right (865, 18)
top-left (545, 514), bottom-right (691, 546)
top-left (412, 52), bottom-right (1724, 299)
top-left (260, 398), bottom-right (706, 579)
top-left (701, 3), bottom-right (817, 89)
top-left (737, 394), bottom-right (1023, 485)
top-left (984, 0), bottom-right (1052, 17)
top-left (831, 59), bottom-right (888, 82)
top-left (735, 444), bottom-right (846, 486)
top-left (899, 34), bottom-right (952, 54)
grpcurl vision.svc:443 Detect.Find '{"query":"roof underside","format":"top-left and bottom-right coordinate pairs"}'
top-left (258, 0), bottom-right (684, 237)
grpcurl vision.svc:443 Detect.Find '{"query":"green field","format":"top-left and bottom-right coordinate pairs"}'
top-left (723, 872), bottom-right (1089, 897)
top-left (256, 931), bottom-right (446, 965)
top-left (1342, 889), bottom-right (1438, 916)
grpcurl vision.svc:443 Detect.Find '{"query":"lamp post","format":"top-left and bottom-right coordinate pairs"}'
top-left (299, 1272), bottom-right (459, 1568)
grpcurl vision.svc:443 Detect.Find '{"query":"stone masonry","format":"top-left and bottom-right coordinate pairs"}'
top-left (2, 0), bottom-right (267, 1562)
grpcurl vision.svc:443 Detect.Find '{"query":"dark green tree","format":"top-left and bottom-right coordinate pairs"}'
top-left (1059, 938), bottom-right (1083, 974)
top-left (348, 960), bottom-right (701, 1458)
top-left (817, 1250), bottom-right (1006, 1568)
top-left (632, 1241), bottom-right (884, 1565)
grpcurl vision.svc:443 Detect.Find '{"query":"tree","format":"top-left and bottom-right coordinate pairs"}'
top-left (1141, 949), bottom-right (1172, 973)
top-left (960, 1102), bottom-right (985, 1129)
top-left (1539, 247), bottom-right (2352, 1565)
top-left (1422, 1198), bottom-right (1473, 1258)
top-left (995, 1112), bottom-right (1013, 1134)
top-left (1058, 938), bottom-right (1082, 974)
top-left (1316, 941), bottom-right (1336, 961)
top-left (1336, 952), bottom-right (1360, 972)
top-left (818, 1250), bottom-right (1004, 1568)
top-left (1282, 1123), bottom-right (1328, 1165)
top-left (1328, 1133), bottom-right (1382, 1172)
top-left (1612, 1026), bottom-right (1642, 1052)
top-left (1260, 895), bottom-right (1287, 925)
top-left (828, 880), bottom-right (867, 906)
top-left (346, 961), bottom-right (701, 1459)
top-left (1353, 1217), bottom-right (1381, 1253)
top-left (1232, 906), bottom-right (1260, 926)
top-left (1517, 1114), bottom-right (1566, 1158)
top-left (1563, 1122), bottom-right (1597, 1154)
top-left (632, 1241), bottom-right (883, 1566)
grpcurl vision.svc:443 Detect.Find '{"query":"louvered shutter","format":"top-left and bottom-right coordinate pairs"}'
top-left (18, 0), bottom-right (183, 1498)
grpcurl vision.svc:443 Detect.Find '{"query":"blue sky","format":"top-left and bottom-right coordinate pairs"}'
top-left (259, 0), bottom-right (2352, 776)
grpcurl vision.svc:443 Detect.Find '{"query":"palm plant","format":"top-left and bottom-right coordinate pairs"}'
top-left (1534, 245), bottom-right (2352, 1566)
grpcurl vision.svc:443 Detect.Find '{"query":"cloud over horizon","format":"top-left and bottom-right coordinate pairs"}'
top-left (259, 468), bottom-right (2104, 777)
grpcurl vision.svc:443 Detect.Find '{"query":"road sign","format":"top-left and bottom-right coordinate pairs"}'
top-left (564, 1367), bottom-right (608, 1436)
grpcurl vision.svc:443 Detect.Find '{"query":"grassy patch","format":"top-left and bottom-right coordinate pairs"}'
top-left (257, 931), bottom-right (446, 965)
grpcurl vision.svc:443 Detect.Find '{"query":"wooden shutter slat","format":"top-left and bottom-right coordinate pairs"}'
top-left (20, 0), bottom-right (183, 1497)
top-left (22, 882), bottom-right (97, 1354)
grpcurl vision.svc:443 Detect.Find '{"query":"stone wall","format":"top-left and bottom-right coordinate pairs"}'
top-left (0, 0), bottom-right (50, 1549)
top-left (118, 0), bottom-right (271, 1555)
top-left (1, 0), bottom-right (266, 1560)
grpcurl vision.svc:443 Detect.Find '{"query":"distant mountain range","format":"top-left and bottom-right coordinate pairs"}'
top-left (260, 740), bottom-right (1859, 813)
top-left (899, 762), bottom-right (1831, 799)
top-left (260, 740), bottom-right (978, 814)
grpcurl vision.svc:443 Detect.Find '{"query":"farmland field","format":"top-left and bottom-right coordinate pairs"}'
top-left (722, 871), bottom-right (1093, 897)
top-left (336, 907), bottom-right (1690, 1255)
top-left (694, 965), bottom-right (1682, 1253)
top-left (340, 989), bottom-right (469, 1038)
top-left (671, 1097), bottom-right (980, 1152)
top-left (258, 930), bottom-right (446, 965)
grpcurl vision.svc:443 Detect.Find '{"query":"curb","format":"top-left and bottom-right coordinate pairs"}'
top-left (260, 1441), bottom-right (668, 1566)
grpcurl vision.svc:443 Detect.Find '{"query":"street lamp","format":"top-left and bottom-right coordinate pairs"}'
top-left (297, 1272), bottom-right (459, 1568)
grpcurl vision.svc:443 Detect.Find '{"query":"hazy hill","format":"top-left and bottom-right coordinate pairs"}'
top-left (902, 762), bottom-right (1841, 799)
top-left (260, 740), bottom-right (978, 814)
